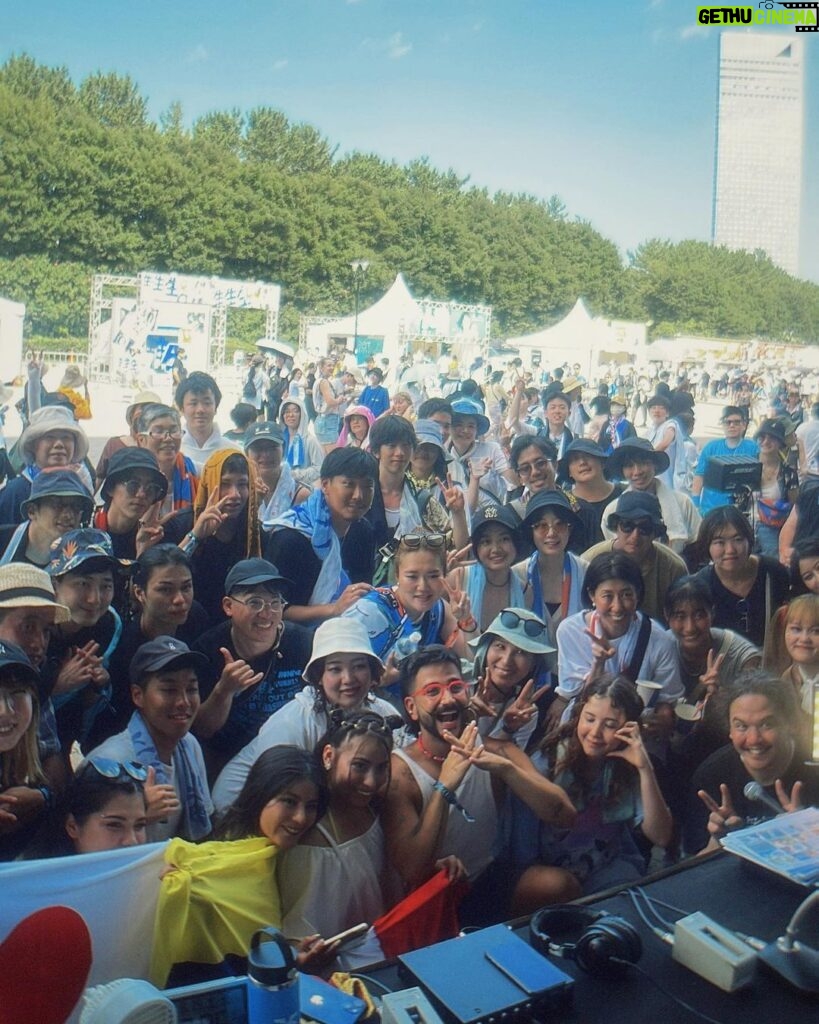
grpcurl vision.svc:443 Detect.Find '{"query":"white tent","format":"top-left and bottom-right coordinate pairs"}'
top-left (301, 274), bottom-right (491, 366)
top-left (505, 300), bottom-right (608, 376)
top-left (0, 296), bottom-right (25, 383)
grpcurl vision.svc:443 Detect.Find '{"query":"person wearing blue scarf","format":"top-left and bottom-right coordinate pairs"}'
top-left (84, 636), bottom-right (213, 842)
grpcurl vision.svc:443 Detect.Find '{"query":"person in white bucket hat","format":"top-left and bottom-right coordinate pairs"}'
top-left (212, 618), bottom-right (401, 814)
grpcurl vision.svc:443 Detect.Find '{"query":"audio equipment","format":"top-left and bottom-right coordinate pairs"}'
top-left (743, 780), bottom-right (784, 817)
top-left (529, 905), bottom-right (642, 977)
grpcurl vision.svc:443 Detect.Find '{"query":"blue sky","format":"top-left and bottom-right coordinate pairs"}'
top-left (3, 1), bottom-right (817, 285)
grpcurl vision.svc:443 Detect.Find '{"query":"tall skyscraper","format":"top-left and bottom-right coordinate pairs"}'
top-left (712, 32), bottom-right (804, 277)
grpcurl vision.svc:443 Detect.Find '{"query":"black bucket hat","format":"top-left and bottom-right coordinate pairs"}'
top-left (101, 448), bottom-right (168, 503)
top-left (606, 437), bottom-right (670, 480)
top-left (558, 438), bottom-right (608, 481)
top-left (521, 488), bottom-right (580, 530)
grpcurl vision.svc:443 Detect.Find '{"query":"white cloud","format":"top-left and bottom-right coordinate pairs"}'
top-left (361, 31), bottom-right (412, 59)
top-left (185, 44), bottom-right (209, 64)
top-left (387, 32), bottom-right (412, 59)
top-left (679, 24), bottom-right (710, 41)
top-left (272, 58), bottom-right (289, 71)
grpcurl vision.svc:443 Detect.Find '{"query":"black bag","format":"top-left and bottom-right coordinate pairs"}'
top-left (242, 368), bottom-right (257, 401)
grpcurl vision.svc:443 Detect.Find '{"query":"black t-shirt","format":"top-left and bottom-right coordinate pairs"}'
top-left (693, 558), bottom-right (789, 648)
top-left (685, 743), bottom-right (819, 855)
top-left (192, 619), bottom-right (313, 763)
top-left (0, 522), bottom-right (43, 566)
top-left (42, 611), bottom-right (119, 755)
top-left (264, 520), bottom-right (376, 605)
top-left (572, 483), bottom-right (625, 552)
top-left (98, 600), bottom-right (212, 745)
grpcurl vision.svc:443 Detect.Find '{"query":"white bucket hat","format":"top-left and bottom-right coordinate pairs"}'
top-left (0, 563), bottom-right (71, 623)
top-left (19, 406), bottom-right (89, 465)
top-left (302, 618), bottom-right (384, 684)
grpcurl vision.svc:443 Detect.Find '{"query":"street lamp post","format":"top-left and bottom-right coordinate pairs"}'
top-left (350, 259), bottom-right (369, 355)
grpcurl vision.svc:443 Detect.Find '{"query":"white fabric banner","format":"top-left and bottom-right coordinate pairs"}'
top-left (0, 842), bottom-right (166, 1022)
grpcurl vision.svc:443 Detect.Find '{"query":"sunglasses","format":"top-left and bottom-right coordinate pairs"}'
top-left (617, 519), bottom-right (654, 536)
top-left (499, 609), bottom-right (548, 638)
top-left (86, 757), bottom-right (148, 782)
top-left (327, 710), bottom-right (395, 741)
top-left (400, 534), bottom-right (446, 550)
top-left (415, 679), bottom-right (470, 701)
top-left (123, 478), bottom-right (164, 501)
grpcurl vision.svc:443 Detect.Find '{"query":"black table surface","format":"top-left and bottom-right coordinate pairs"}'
top-left (362, 851), bottom-right (818, 1024)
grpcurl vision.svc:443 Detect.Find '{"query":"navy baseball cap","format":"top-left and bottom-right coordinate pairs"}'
top-left (129, 636), bottom-right (209, 685)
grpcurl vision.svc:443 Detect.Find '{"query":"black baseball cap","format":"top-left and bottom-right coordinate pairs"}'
top-left (244, 422), bottom-right (285, 449)
top-left (224, 558), bottom-right (292, 596)
top-left (0, 640), bottom-right (38, 684)
top-left (607, 491), bottom-right (665, 532)
top-left (129, 636), bottom-right (209, 685)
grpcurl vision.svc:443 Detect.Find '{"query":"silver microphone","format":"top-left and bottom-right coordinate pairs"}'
top-left (743, 780), bottom-right (783, 816)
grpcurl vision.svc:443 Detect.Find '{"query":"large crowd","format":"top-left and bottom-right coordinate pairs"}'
top-left (1, 350), bottom-right (818, 979)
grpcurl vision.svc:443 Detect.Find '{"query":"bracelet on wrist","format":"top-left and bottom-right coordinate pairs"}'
top-left (458, 617), bottom-right (478, 632)
top-left (180, 531), bottom-right (198, 555)
top-left (432, 780), bottom-right (475, 823)
top-left (33, 784), bottom-right (55, 811)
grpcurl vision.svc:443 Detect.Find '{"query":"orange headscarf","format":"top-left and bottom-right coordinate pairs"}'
top-left (193, 448), bottom-right (261, 559)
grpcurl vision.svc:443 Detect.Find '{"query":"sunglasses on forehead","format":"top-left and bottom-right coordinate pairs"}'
top-left (499, 609), bottom-right (548, 638)
top-left (400, 534), bottom-right (446, 550)
top-left (86, 757), bottom-right (148, 782)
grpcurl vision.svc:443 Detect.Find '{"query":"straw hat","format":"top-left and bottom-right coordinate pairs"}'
top-left (59, 364), bottom-right (86, 389)
top-left (0, 563), bottom-right (71, 622)
top-left (19, 406), bottom-right (89, 465)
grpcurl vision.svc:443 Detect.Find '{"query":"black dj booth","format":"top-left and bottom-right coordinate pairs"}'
top-left (362, 850), bottom-right (817, 1024)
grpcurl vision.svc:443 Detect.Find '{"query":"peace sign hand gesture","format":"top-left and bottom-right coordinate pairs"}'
top-left (446, 545), bottom-right (474, 574)
top-left (698, 784), bottom-right (744, 842)
top-left (584, 616), bottom-right (615, 671)
top-left (135, 502), bottom-right (177, 557)
top-left (191, 487), bottom-right (229, 542)
top-left (469, 673), bottom-right (497, 720)
top-left (443, 579), bottom-right (472, 624)
top-left (606, 720), bottom-right (650, 771)
top-left (501, 678), bottom-right (550, 736)
top-left (436, 474), bottom-right (465, 513)
top-left (698, 650), bottom-right (725, 696)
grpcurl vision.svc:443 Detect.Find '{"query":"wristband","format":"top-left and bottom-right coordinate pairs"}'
top-left (432, 780), bottom-right (475, 823)
top-left (33, 784), bottom-right (55, 811)
top-left (458, 617), bottom-right (478, 632)
top-left (180, 531), bottom-right (198, 555)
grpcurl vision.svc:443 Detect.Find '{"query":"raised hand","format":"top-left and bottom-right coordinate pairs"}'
top-left (774, 778), bottom-right (804, 813)
top-left (144, 765), bottom-right (181, 823)
top-left (436, 474), bottom-right (465, 513)
top-left (438, 721), bottom-right (480, 790)
top-left (501, 678), bottom-right (550, 736)
top-left (135, 501), bottom-right (177, 556)
top-left (446, 544), bottom-right (474, 574)
top-left (698, 784), bottom-right (743, 841)
top-left (584, 614), bottom-right (615, 670)
top-left (191, 487), bottom-right (229, 542)
top-left (442, 578), bottom-right (472, 624)
top-left (606, 720), bottom-right (650, 771)
top-left (217, 648), bottom-right (265, 696)
top-left (54, 641), bottom-right (103, 694)
top-left (698, 649), bottom-right (725, 695)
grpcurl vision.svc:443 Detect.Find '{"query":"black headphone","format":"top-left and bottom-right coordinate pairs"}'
top-left (529, 906), bottom-right (642, 977)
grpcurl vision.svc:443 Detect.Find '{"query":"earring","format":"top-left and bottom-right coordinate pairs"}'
top-left (323, 758), bottom-right (332, 770)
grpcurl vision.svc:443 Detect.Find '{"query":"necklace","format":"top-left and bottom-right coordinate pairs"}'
top-left (485, 573), bottom-right (511, 589)
top-left (417, 734), bottom-right (446, 763)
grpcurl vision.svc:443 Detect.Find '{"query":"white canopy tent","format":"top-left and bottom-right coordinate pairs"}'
top-left (0, 296), bottom-right (25, 383)
top-left (504, 299), bottom-right (647, 377)
top-left (300, 274), bottom-right (491, 367)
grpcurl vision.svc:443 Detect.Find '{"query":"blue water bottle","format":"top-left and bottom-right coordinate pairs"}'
top-left (247, 927), bottom-right (300, 1024)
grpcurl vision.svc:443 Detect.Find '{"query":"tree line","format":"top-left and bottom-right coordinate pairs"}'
top-left (0, 54), bottom-right (817, 348)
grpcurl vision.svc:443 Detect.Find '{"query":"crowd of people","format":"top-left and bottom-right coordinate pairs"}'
top-left (1, 350), bottom-right (817, 983)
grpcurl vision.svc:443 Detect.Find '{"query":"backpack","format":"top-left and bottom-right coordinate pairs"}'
top-left (242, 369), bottom-right (257, 401)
